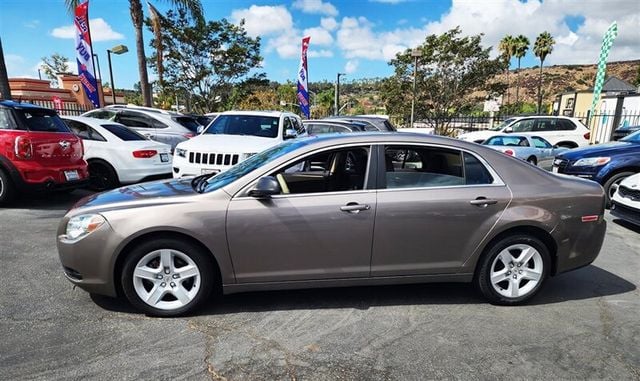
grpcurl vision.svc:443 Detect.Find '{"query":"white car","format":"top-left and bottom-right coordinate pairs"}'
top-left (172, 111), bottom-right (304, 178)
top-left (458, 116), bottom-right (590, 148)
top-left (611, 172), bottom-right (640, 226)
top-left (63, 116), bottom-right (172, 190)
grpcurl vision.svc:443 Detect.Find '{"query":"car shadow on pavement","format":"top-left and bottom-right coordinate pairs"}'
top-left (90, 265), bottom-right (636, 316)
top-left (611, 218), bottom-right (640, 234)
top-left (3, 190), bottom-right (93, 211)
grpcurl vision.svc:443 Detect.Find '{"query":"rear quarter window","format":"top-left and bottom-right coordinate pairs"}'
top-left (102, 124), bottom-right (147, 141)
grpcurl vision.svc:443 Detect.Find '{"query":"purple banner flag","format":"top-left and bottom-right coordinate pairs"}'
top-left (297, 36), bottom-right (311, 119)
top-left (75, 1), bottom-right (100, 108)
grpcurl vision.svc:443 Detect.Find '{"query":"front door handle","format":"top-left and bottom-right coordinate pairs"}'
top-left (340, 203), bottom-right (371, 213)
top-left (469, 197), bottom-right (498, 207)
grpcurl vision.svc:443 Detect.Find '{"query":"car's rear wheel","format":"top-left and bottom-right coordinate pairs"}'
top-left (603, 171), bottom-right (635, 208)
top-left (121, 238), bottom-right (215, 316)
top-left (0, 169), bottom-right (16, 205)
top-left (476, 235), bottom-right (550, 305)
top-left (88, 160), bottom-right (119, 191)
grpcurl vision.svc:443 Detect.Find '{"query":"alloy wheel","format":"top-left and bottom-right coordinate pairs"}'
top-left (489, 244), bottom-right (543, 299)
top-left (132, 249), bottom-right (201, 311)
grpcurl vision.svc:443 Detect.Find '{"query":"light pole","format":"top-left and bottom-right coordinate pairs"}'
top-left (107, 44), bottom-right (128, 105)
top-left (335, 72), bottom-right (345, 116)
top-left (410, 48), bottom-right (423, 128)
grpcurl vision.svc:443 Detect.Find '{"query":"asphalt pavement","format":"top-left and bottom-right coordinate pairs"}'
top-left (1, 190), bottom-right (639, 380)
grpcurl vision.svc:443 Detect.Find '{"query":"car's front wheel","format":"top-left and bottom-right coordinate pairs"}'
top-left (475, 235), bottom-right (550, 305)
top-left (603, 171), bottom-right (635, 208)
top-left (121, 238), bottom-right (216, 316)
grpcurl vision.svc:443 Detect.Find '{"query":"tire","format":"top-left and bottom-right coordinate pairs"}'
top-left (121, 238), bottom-right (216, 317)
top-left (603, 171), bottom-right (635, 208)
top-left (526, 156), bottom-right (537, 166)
top-left (0, 168), bottom-right (16, 205)
top-left (88, 160), bottom-right (119, 191)
top-left (475, 234), bottom-right (550, 305)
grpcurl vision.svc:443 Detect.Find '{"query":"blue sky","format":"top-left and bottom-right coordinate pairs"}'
top-left (1, 0), bottom-right (638, 89)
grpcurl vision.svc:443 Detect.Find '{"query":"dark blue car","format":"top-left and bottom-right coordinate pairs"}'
top-left (553, 130), bottom-right (640, 206)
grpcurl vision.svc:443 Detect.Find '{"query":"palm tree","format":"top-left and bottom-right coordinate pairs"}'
top-left (0, 38), bottom-right (11, 100)
top-left (66, 0), bottom-right (203, 107)
top-left (513, 34), bottom-right (530, 105)
top-left (498, 35), bottom-right (515, 104)
top-left (534, 31), bottom-right (555, 114)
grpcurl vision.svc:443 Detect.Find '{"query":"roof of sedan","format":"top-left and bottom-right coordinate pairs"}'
top-left (299, 131), bottom-right (478, 148)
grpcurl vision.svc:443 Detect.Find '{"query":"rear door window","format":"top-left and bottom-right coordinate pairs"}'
top-left (384, 146), bottom-right (464, 188)
top-left (65, 120), bottom-right (106, 141)
top-left (117, 111), bottom-right (160, 129)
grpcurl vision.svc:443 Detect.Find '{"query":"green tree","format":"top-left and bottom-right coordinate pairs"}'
top-left (41, 53), bottom-right (71, 87)
top-left (498, 35), bottom-right (515, 104)
top-left (0, 38), bottom-right (11, 100)
top-left (533, 31), bottom-right (555, 113)
top-left (382, 28), bottom-right (503, 135)
top-left (513, 34), bottom-right (530, 104)
top-left (66, 0), bottom-right (203, 107)
top-left (147, 9), bottom-right (263, 113)
top-left (634, 64), bottom-right (640, 87)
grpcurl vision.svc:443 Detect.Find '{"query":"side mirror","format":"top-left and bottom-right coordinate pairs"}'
top-left (504, 127), bottom-right (513, 133)
top-left (248, 176), bottom-right (281, 198)
top-left (197, 125), bottom-right (204, 134)
top-left (284, 128), bottom-right (297, 139)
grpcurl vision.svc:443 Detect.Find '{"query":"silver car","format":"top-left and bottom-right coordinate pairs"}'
top-left (57, 133), bottom-right (606, 316)
top-left (483, 134), bottom-right (568, 170)
top-left (82, 106), bottom-right (200, 150)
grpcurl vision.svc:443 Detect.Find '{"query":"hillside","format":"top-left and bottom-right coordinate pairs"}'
top-left (491, 59), bottom-right (639, 106)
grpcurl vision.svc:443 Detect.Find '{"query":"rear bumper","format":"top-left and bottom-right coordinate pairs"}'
top-left (552, 217), bottom-right (607, 274)
top-left (9, 162), bottom-right (89, 192)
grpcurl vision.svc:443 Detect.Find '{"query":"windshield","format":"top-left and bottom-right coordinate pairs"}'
top-left (489, 118), bottom-right (517, 131)
top-left (15, 109), bottom-right (71, 133)
top-left (203, 114), bottom-right (279, 138)
top-left (102, 124), bottom-right (147, 141)
top-left (201, 139), bottom-right (307, 193)
top-left (621, 130), bottom-right (640, 143)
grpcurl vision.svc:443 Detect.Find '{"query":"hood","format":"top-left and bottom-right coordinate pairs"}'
top-left (620, 172), bottom-right (640, 188)
top-left (75, 178), bottom-right (197, 210)
top-left (177, 134), bottom-right (279, 153)
top-left (458, 130), bottom-right (499, 142)
top-left (557, 141), bottom-right (639, 159)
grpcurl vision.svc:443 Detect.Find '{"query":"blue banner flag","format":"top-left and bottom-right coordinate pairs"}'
top-left (75, 1), bottom-right (100, 108)
top-left (297, 36), bottom-right (311, 119)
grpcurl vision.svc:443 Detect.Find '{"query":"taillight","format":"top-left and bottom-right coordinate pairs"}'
top-left (14, 136), bottom-right (33, 159)
top-left (504, 149), bottom-right (514, 156)
top-left (183, 133), bottom-right (195, 139)
top-left (584, 132), bottom-right (590, 140)
top-left (132, 150), bottom-right (157, 158)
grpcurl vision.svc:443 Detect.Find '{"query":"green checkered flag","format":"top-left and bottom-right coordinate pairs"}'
top-left (589, 21), bottom-right (618, 141)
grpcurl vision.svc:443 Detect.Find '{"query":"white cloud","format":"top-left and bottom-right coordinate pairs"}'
top-left (292, 0), bottom-right (338, 16)
top-left (334, 0), bottom-right (640, 65)
top-left (370, 0), bottom-right (409, 3)
top-left (230, 5), bottom-right (293, 38)
top-left (303, 27), bottom-right (334, 45)
top-left (24, 20), bottom-right (40, 29)
top-left (320, 17), bottom-right (338, 31)
top-left (309, 49), bottom-right (333, 58)
top-left (345, 60), bottom-right (359, 74)
top-left (50, 18), bottom-right (124, 41)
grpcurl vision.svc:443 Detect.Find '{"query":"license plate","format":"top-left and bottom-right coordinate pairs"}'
top-left (201, 169), bottom-right (219, 175)
top-left (64, 170), bottom-right (79, 181)
top-left (160, 153), bottom-right (169, 162)
top-left (552, 166), bottom-right (559, 174)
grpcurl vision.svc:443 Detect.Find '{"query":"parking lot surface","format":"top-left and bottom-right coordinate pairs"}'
top-left (1, 191), bottom-right (639, 380)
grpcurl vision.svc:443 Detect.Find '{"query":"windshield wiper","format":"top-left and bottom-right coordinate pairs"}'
top-left (190, 174), bottom-right (210, 193)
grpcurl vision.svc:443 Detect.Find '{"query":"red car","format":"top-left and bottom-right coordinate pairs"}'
top-left (0, 101), bottom-right (88, 204)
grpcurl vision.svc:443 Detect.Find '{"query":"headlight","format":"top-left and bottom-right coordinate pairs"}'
top-left (176, 148), bottom-right (186, 158)
top-left (65, 214), bottom-right (106, 241)
top-left (573, 157), bottom-right (611, 167)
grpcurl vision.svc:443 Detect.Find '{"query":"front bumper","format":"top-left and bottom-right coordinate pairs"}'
top-left (57, 218), bottom-right (122, 297)
top-left (172, 155), bottom-right (234, 178)
top-left (611, 198), bottom-right (640, 226)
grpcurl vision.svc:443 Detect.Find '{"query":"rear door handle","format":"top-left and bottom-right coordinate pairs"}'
top-left (340, 203), bottom-right (371, 213)
top-left (470, 198), bottom-right (498, 207)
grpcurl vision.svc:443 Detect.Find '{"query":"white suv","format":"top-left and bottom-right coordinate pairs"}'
top-left (172, 111), bottom-right (304, 177)
top-left (458, 116), bottom-right (590, 148)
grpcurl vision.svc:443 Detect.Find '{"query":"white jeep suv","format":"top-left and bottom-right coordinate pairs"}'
top-left (458, 116), bottom-right (590, 148)
top-left (172, 111), bottom-right (304, 178)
